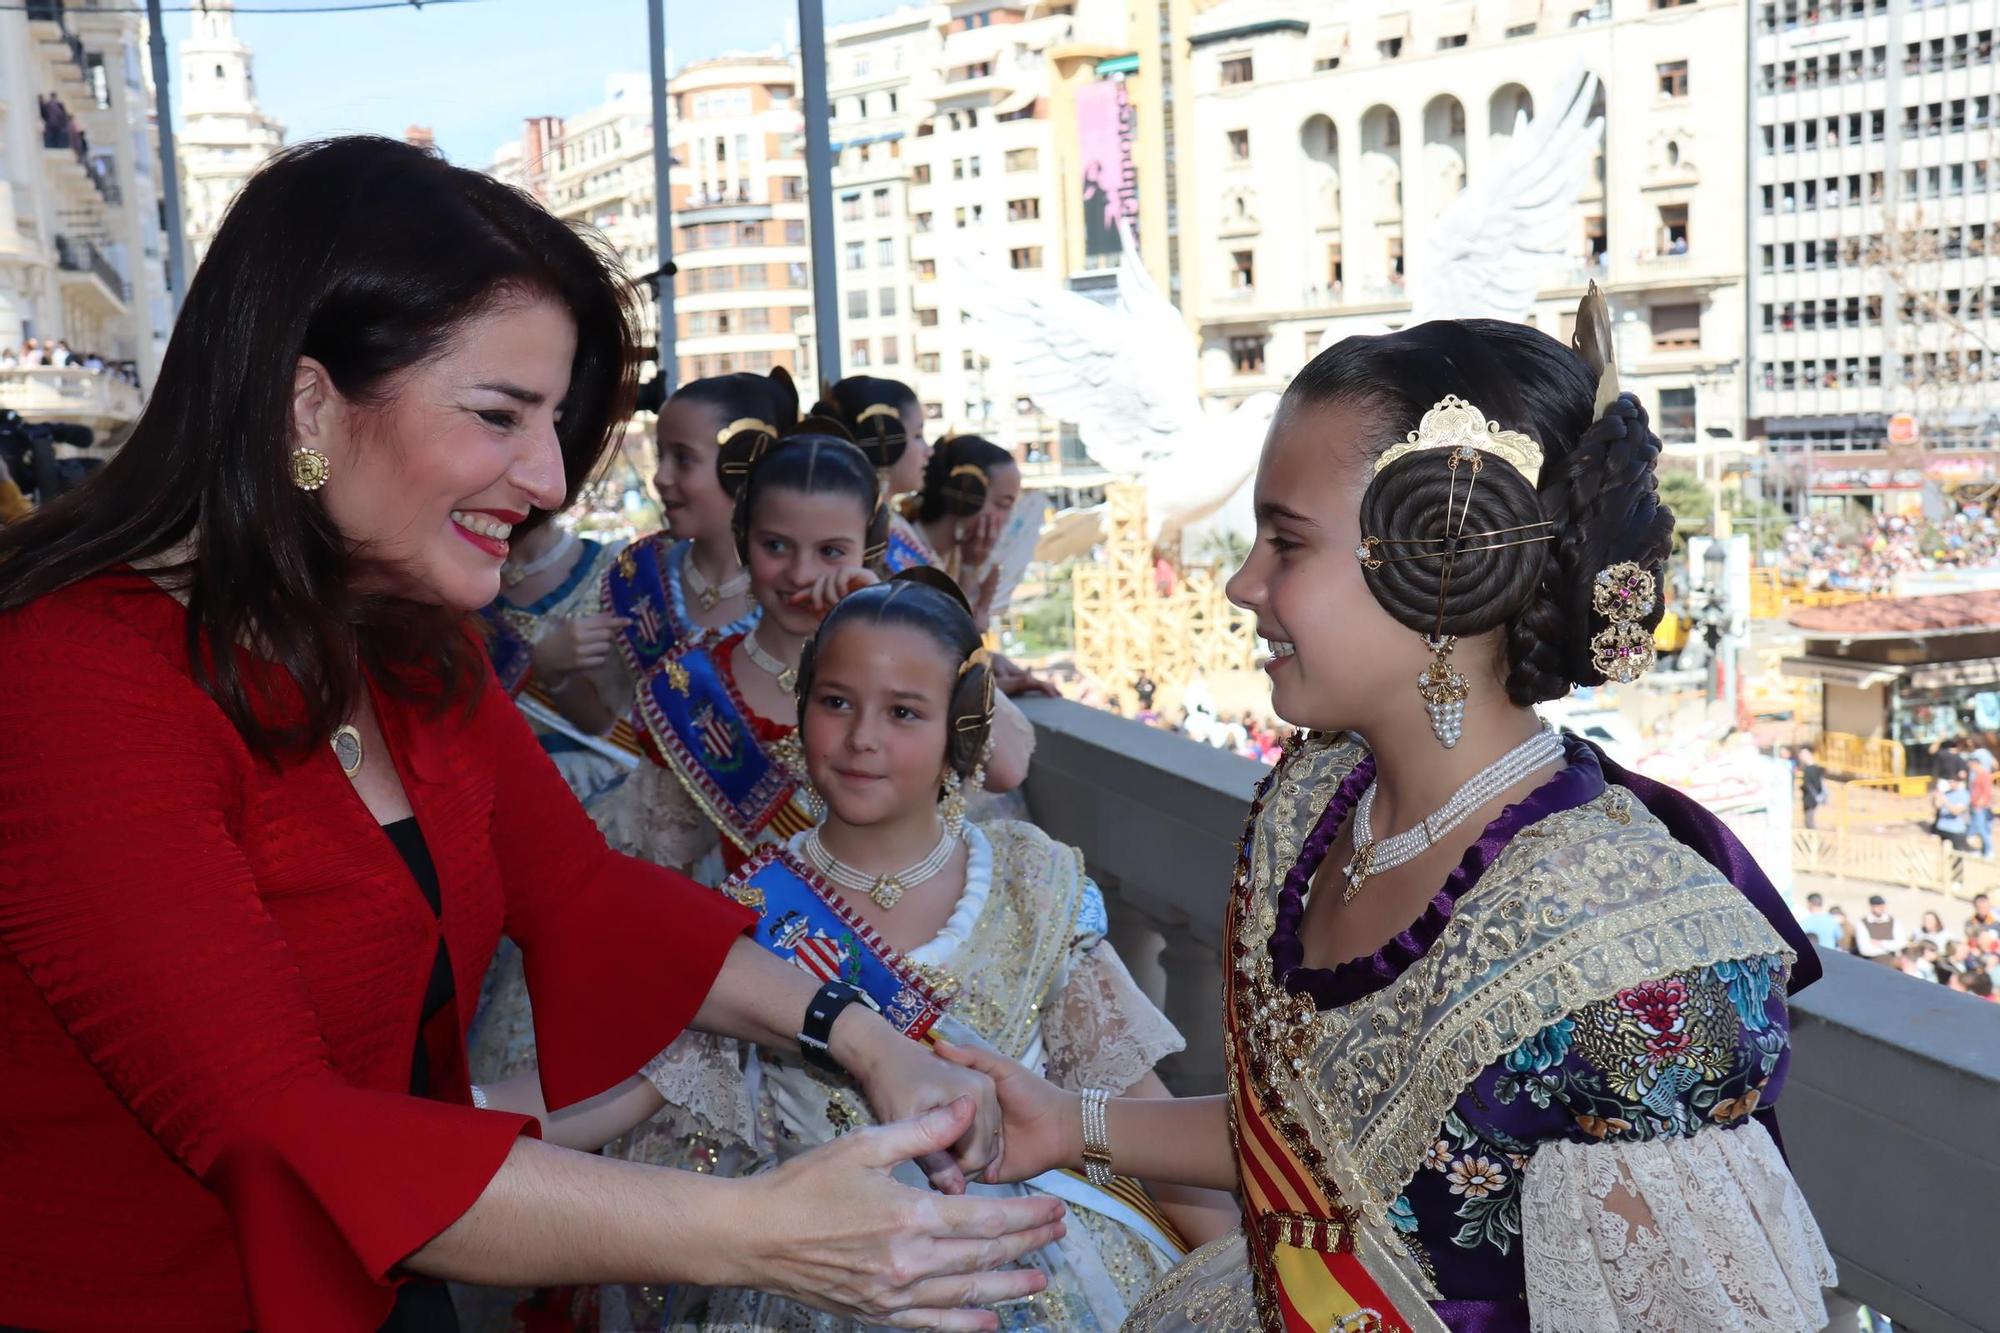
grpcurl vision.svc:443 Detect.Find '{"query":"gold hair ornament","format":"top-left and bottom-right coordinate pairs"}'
top-left (717, 417), bottom-right (778, 448)
top-left (1571, 280), bottom-right (1622, 422)
top-left (1372, 396), bottom-right (1545, 489)
top-left (1589, 562), bottom-right (1659, 683)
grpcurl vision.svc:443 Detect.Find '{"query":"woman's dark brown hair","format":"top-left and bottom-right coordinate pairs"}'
top-left (0, 136), bottom-right (640, 762)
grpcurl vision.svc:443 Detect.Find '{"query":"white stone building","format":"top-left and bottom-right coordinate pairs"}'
top-left (0, 1), bottom-right (174, 430)
top-left (537, 75), bottom-right (663, 351)
top-left (175, 0), bottom-right (282, 270)
top-left (1750, 0), bottom-right (2000, 510)
top-left (1181, 0), bottom-right (1748, 457)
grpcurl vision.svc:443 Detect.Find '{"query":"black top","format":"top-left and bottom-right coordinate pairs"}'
top-left (377, 818), bottom-right (461, 1333)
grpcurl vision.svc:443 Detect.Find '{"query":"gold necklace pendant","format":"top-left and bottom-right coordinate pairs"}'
top-left (870, 875), bottom-right (906, 910)
top-left (1342, 842), bottom-right (1374, 903)
top-left (696, 582), bottom-right (721, 611)
top-left (331, 724), bottom-right (364, 778)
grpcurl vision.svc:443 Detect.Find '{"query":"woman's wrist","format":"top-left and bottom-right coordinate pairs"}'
top-left (827, 1003), bottom-right (902, 1083)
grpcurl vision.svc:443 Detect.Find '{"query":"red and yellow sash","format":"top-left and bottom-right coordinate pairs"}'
top-left (1224, 843), bottom-right (1434, 1333)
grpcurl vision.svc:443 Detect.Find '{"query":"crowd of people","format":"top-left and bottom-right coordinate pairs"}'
top-left (0, 337), bottom-right (141, 387)
top-left (0, 136), bottom-right (1841, 1333)
top-left (1798, 891), bottom-right (2000, 999)
top-left (1775, 509), bottom-right (2000, 593)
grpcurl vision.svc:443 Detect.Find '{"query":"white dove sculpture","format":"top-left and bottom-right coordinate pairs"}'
top-left (956, 66), bottom-right (1604, 550)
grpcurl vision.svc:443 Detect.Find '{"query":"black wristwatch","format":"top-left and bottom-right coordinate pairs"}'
top-left (798, 980), bottom-right (867, 1073)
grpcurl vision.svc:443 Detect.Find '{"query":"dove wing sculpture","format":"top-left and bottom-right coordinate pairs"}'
top-left (1410, 67), bottom-right (1605, 324)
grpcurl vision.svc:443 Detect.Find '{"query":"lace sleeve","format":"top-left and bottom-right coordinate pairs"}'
top-left (638, 1031), bottom-right (757, 1145)
top-left (1042, 941), bottom-right (1185, 1093)
top-left (1520, 1119), bottom-right (1835, 1332)
top-left (593, 760), bottom-right (718, 872)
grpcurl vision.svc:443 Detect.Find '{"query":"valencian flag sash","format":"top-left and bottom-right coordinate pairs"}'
top-left (881, 523), bottom-right (938, 575)
top-left (474, 601), bottom-right (536, 696)
top-left (723, 847), bottom-right (948, 1039)
top-left (604, 535), bottom-right (693, 678)
top-left (1223, 865), bottom-right (1437, 1332)
top-left (636, 641), bottom-right (813, 853)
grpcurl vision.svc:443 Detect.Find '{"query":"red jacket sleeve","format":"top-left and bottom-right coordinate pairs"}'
top-left (478, 671), bottom-right (756, 1110)
top-left (0, 615), bottom-right (537, 1331)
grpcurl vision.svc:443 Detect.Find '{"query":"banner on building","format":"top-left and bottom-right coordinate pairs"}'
top-left (1077, 77), bottom-right (1138, 262)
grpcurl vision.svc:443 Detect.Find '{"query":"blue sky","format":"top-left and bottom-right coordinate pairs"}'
top-left (164, 0), bottom-right (898, 168)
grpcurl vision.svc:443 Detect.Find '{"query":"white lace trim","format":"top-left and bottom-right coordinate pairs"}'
top-left (593, 757), bottom-right (718, 875)
top-left (638, 1030), bottom-right (755, 1145)
top-left (1521, 1119), bottom-right (1836, 1333)
top-left (1042, 940), bottom-right (1185, 1094)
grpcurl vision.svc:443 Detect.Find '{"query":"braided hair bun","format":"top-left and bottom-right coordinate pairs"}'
top-left (917, 434), bottom-right (1015, 524)
top-left (812, 375), bottom-right (919, 469)
top-left (795, 567), bottom-right (995, 777)
top-left (1299, 319), bottom-right (1675, 706)
top-left (670, 369), bottom-right (801, 499)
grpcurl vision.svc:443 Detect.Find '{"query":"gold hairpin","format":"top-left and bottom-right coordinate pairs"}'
top-left (1373, 396), bottom-right (1544, 488)
top-left (958, 645), bottom-right (992, 678)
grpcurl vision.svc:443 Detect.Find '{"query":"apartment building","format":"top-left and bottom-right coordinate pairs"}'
top-left (1181, 0), bottom-right (1748, 455)
top-left (176, 0), bottom-right (283, 270)
top-left (536, 75), bottom-right (662, 349)
top-left (1751, 0), bottom-right (2000, 509)
top-left (0, 0), bottom-right (174, 425)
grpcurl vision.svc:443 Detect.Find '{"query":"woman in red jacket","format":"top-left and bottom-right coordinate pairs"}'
top-left (0, 137), bottom-right (1060, 1333)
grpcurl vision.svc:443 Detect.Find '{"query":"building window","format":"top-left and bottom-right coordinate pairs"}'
top-left (913, 164), bottom-right (932, 184)
top-left (914, 211), bottom-right (933, 233)
top-left (1221, 56), bottom-right (1254, 85)
top-left (917, 259), bottom-right (937, 280)
top-left (968, 155), bottom-right (982, 178)
top-left (872, 187), bottom-right (891, 217)
top-left (1229, 335), bottom-right (1268, 374)
top-left (1657, 60), bottom-right (1688, 98)
top-left (919, 352), bottom-right (941, 372)
top-left (784, 220), bottom-right (806, 244)
top-left (917, 307), bottom-right (939, 326)
top-left (844, 241), bottom-right (865, 270)
top-left (878, 286), bottom-right (897, 316)
top-left (850, 339), bottom-right (871, 369)
top-left (1651, 302), bottom-right (1701, 350)
top-left (1506, 22), bottom-right (1536, 37)
top-left (880, 337), bottom-right (899, 365)
top-left (1657, 387), bottom-right (1696, 442)
top-left (1438, 32), bottom-right (1468, 49)
top-left (1656, 203), bottom-right (1689, 254)
top-left (1009, 246), bottom-right (1043, 270)
top-left (782, 178), bottom-right (804, 201)
top-left (848, 289), bottom-right (869, 319)
top-left (1231, 249), bottom-right (1255, 289)
top-left (1315, 55), bottom-right (1343, 69)
top-left (924, 402), bottom-right (944, 420)
top-left (1008, 197), bottom-right (1041, 221)
top-left (1378, 36), bottom-right (1404, 58)
top-left (1227, 129), bottom-right (1251, 161)
top-left (877, 238), bottom-right (895, 265)
top-left (1006, 147), bottom-right (1038, 172)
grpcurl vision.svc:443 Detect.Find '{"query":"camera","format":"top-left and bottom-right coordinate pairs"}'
top-left (0, 410), bottom-right (98, 503)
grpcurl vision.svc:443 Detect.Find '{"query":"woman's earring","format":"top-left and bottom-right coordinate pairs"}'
top-left (1417, 635), bottom-right (1468, 750)
top-left (802, 783), bottom-right (827, 823)
top-left (290, 447), bottom-right (330, 492)
top-left (939, 768), bottom-right (968, 838)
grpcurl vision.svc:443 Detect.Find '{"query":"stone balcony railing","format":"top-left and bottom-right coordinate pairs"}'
top-left (0, 364), bottom-right (142, 433)
top-left (1017, 696), bottom-right (2000, 1333)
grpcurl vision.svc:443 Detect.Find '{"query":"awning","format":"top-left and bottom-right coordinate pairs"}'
top-left (1780, 655), bottom-right (1905, 689)
top-left (1436, 3), bottom-right (1474, 37)
top-left (1507, 0), bottom-right (1543, 25)
top-left (1907, 659), bottom-right (2000, 692)
top-left (1376, 11), bottom-right (1410, 42)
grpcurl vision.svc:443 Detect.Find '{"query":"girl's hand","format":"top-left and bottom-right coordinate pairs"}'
top-left (845, 1018), bottom-right (1004, 1194)
top-left (790, 566), bottom-right (880, 617)
top-left (932, 1039), bottom-right (1080, 1185)
top-left (992, 654), bottom-right (1059, 699)
top-left (531, 613), bottom-right (629, 678)
top-left (967, 565), bottom-right (1002, 628)
top-left (958, 509), bottom-right (1006, 570)
top-left (726, 1098), bottom-right (1066, 1330)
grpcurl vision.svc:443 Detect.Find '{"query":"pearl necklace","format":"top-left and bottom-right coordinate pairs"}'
top-left (684, 550), bottom-right (750, 611)
top-left (802, 824), bottom-right (959, 910)
top-left (500, 528), bottom-right (576, 588)
top-left (742, 627), bottom-right (798, 694)
top-left (1341, 726), bottom-right (1564, 902)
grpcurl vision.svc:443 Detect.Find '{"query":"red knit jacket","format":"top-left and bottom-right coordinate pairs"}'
top-left (0, 572), bottom-right (754, 1331)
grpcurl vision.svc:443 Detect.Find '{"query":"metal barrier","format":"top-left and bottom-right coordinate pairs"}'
top-left (1794, 826), bottom-right (2000, 900)
top-left (1816, 731), bottom-right (1907, 781)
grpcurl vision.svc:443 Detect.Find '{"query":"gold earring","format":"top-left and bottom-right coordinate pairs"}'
top-left (1417, 635), bottom-right (1468, 749)
top-left (939, 768), bottom-right (968, 838)
top-left (290, 447), bottom-right (330, 491)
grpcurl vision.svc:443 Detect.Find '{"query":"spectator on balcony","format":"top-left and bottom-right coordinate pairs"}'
top-left (49, 340), bottom-right (72, 368)
top-left (0, 346), bottom-right (15, 369)
top-left (1915, 909), bottom-right (1953, 950)
top-left (1796, 743), bottom-right (1827, 827)
top-left (1857, 894), bottom-right (1909, 963)
top-left (1967, 891), bottom-right (1998, 938)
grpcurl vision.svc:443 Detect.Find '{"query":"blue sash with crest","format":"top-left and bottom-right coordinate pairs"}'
top-left (882, 519), bottom-right (939, 575)
top-left (636, 640), bottom-right (807, 852)
top-left (474, 602), bottom-right (535, 695)
top-left (605, 534), bottom-right (692, 678)
top-left (723, 848), bottom-right (949, 1039)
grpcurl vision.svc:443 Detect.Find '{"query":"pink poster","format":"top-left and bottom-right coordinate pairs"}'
top-left (1077, 78), bottom-right (1138, 260)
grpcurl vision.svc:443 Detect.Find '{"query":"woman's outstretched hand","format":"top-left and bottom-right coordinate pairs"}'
top-left (931, 1039), bottom-right (1079, 1186)
top-left (728, 1097), bottom-right (1066, 1330)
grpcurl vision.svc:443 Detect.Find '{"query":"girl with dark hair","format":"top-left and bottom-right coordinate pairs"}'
top-left (910, 433), bottom-right (1021, 626)
top-left (620, 571), bottom-right (1235, 1329)
top-left (810, 374), bottom-right (936, 568)
top-left (0, 136), bottom-right (1060, 1333)
top-left (940, 293), bottom-right (1836, 1331)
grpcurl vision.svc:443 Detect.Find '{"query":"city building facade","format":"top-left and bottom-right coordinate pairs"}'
top-left (1750, 0), bottom-right (2000, 513)
top-left (1179, 0), bottom-right (1749, 462)
top-left (0, 0), bottom-right (175, 430)
top-left (175, 0), bottom-right (283, 269)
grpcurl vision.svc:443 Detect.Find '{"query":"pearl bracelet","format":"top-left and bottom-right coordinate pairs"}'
top-left (470, 1084), bottom-right (488, 1110)
top-left (1079, 1088), bottom-right (1114, 1188)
